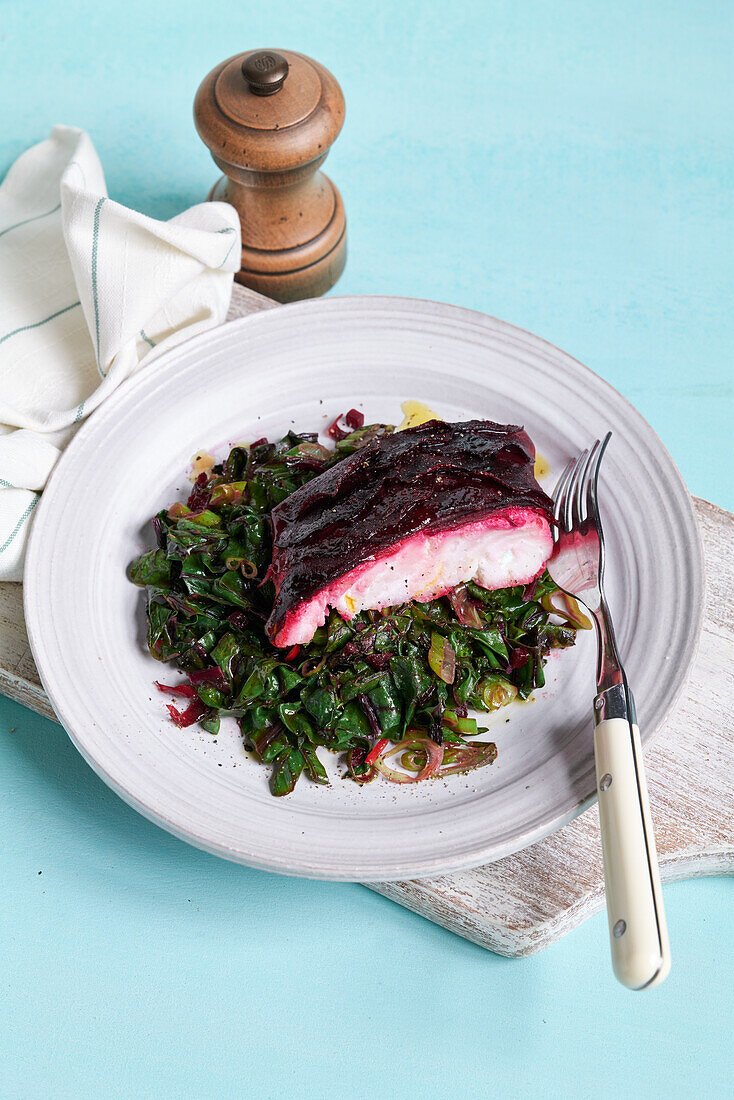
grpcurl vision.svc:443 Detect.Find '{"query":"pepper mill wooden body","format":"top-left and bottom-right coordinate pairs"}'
top-left (194, 49), bottom-right (346, 302)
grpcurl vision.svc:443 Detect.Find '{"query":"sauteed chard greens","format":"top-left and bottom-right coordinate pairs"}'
top-left (129, 416), bottom-right (588, 796)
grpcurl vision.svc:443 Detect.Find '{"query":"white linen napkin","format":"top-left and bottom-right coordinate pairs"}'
top-left (0, 125), bottom-right (241, 580)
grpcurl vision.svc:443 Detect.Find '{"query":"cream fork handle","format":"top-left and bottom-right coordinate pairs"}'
top-left (594, 718), bottom-right (671, 989)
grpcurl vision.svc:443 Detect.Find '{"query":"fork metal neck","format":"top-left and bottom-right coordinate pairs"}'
top-left (592, 597), bottom-right (636, 724)
top-left (593, 596), bottom-right (625, 693)
top-left (594, 680), bottom-right (637, 724)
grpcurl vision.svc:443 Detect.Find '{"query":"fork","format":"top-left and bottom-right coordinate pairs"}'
top-left (547, 433), bottom-right (671, 989)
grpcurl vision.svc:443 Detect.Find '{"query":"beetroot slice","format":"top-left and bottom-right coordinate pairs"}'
top-left (154, 681), bottom-right (196, 698)
top-left (188, 666), bottom-right (229, 690)
top-left (187, 472), bottom-right (211, 513)
top-left (326, 415), bottom-right (348, 441)
top-left (166, 698), bottom-right (208, 727)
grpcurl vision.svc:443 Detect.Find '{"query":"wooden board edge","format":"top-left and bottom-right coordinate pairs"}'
top-left (0, 661), bottom-right (56, 722)
top-left (369, 851), bottom-right (734, 957)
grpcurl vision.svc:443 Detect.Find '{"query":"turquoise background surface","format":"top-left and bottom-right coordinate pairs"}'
top-left (1, 2), bottom-right (732, 1097)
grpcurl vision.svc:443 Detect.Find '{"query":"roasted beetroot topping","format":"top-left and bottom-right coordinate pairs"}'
top-left (266, 420), bottom-right (554, 646)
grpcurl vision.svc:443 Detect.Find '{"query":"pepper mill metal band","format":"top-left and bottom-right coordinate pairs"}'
top-left (194, 49), bottom-right (347, 302)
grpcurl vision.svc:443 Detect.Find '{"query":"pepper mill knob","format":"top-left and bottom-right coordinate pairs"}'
top-left (241, 51), bottom-right (289, 96)
top-left (194, 48), bottom-right (347, 302)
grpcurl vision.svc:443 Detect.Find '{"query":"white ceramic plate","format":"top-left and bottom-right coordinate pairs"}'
top-left (25, 297), bottom-right (703, 881)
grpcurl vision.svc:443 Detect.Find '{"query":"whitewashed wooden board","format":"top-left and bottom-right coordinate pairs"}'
top-left (1, 285), bottom-right (731, 955)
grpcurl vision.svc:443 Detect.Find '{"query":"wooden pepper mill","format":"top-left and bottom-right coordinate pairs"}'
top-left (194, 49), bottom-right (346, 302)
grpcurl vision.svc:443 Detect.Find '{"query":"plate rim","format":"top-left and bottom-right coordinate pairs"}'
top-left (24, 294), bottom-right (705, 880)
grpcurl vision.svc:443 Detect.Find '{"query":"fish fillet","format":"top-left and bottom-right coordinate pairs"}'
top-left (266, 419), bottom-right (554, 647)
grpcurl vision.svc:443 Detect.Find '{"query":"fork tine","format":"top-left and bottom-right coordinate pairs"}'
top-left (585, 432), bottom-right (612, 522)
top-left (573, 440), bottom-right (600, 527)
top-left (552, 458), bottom-right (575, 530)
top-left (563, 448), bottom-right (588, 532)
